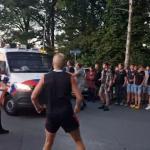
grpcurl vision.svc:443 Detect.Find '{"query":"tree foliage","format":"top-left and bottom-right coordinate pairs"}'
top-left (130, 0), bottom-right (150, 65)
top-left (0, 0), bottom-right (39, 44)
top-left (0, 0), bottom-right (150, 65)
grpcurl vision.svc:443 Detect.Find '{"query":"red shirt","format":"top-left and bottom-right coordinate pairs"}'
top-left (86, 70), bottom-right (96, 88)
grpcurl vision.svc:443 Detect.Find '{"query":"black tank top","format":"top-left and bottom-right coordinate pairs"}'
top-left (43, 71), bottom-right (73, 114)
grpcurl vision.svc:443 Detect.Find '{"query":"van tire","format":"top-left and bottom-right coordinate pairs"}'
top-left (4, 97), bottom-right (17, 116)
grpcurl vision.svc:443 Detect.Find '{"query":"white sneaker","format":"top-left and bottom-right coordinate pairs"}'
top-left (120, 102), bottom-right (124, 106)
top-left (145, 105), bottom-right (150, 110)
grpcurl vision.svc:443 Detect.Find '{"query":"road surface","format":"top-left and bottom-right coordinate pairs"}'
top-left (0, 102), bottom-right (150, 150)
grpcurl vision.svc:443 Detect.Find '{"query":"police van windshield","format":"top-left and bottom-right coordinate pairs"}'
top-left (6, 52), bottom-right (51, 73)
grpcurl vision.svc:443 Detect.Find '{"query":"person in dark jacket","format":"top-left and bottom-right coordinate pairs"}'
top-left (94, 63), bottom-right (101, 100)
top-left (31, 53), bottom-right (85, 150)
top-left (114, 64), bottom-right (127, 105)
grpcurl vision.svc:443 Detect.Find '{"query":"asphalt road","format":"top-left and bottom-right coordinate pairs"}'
top-left (0, 102), bottom-right (150, 150)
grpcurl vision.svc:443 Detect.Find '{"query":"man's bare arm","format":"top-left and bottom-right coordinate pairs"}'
top-left (31, 75), bottom-right (44, 113)
top-left (71, 76), bottom-right (83, 113)
top-left (124, 76), bottom-right (127, 87)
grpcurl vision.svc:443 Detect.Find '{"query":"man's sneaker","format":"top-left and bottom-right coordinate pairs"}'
top-left (103, 106), bottom-right (110, 111)
top-left (80, 105), bottom-right (84, 111)
top-left (120, 102), bottom-right (124, 106)
top-left (0, 129), bottom-right (9, 134)
top-left (115, 102), bottom-right (119, 105)
top-left (124, 103), bottom-right (128, 107)
top-left (134, 105), bottom-right (140, 110)
top-left (145, 105), bottom-right (150, 110)
top-left (98, 105), bottom-right (105, 109)
top-left (83, 102), bottom-right (87, 108)
top-left (130, 104), bottom-right (135, 108)
top-left (81, 102), bottom-right (87, 111)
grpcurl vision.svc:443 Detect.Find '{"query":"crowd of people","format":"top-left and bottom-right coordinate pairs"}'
top-left (1, 53), bottom-right (150, 150)
top-left (65, 60), bottom-right (150, 111)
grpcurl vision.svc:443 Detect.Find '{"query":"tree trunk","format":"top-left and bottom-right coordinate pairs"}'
top-left (45, 0), bottom-right (57, 51)
top-left (124, 0), bottom-right (133, 68)
top-left (50, 1), bottom-right (56, 50)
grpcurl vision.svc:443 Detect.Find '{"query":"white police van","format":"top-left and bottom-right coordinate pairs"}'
top-left (0, 47), bottom-right (51, 115)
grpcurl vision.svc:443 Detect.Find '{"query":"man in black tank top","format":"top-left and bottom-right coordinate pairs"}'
top-left (31, 53), bottom-right (85, 150)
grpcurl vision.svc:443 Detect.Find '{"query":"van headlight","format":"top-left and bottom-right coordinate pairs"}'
top-left (15, 83), bottom-right (31, 91)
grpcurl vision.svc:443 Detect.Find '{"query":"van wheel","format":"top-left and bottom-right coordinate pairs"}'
top-left (4, 98), bottom-right (17, 115)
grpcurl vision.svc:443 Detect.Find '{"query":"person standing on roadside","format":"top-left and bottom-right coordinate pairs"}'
top-left (0, 105), bottom-right (9, 134)
top-left (98, 63), bottom-right (113, 111)
top-left (85, 66), bottom-right (96, 102)
top-left (114, 64), bottom-right (127, 105)
top-left (94, 63), bottom-right (101, 100)
top-left (31, 53), bottom-right (86, 150)
top-left (0, 70), bottom-right (9, 134)
top-left (65, 60), bottom-right (75, 73)
top-left (131, 66), bottom-right (145, 109)
top-left (74, 63), bottom-right (87, 110)
top-left (126, 64), bottom-right (135, 106)
top-left (145, 68), bottom-right (150, 110)
top-left (142, 66), bottom-right (150, 102)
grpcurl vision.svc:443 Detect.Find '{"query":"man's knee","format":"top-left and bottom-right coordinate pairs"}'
top-left (70, 129), bottom-right (86, 150)
top-left (44, 130), bottom-right (56, 148)
top-left (99, 89), bottom-right (104, 97)
top-left (45, 138), bottom-right (54, 147)
top-left (74, 138), bottom-right (85, 150)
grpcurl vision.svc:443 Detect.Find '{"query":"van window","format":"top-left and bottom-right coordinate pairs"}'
top-left (6, 52), bottom-right (51, 73)
top-left (0, 53), bottom-right (7, 74)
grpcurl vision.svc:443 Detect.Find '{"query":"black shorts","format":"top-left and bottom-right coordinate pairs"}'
top-left (45, 112), bottom-right (79, 133)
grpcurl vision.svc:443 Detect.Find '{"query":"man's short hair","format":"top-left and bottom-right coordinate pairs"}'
top-left (53, 53), bottom-right (65, 69)
top-left (67, 60), bottom-right (74, 66)
top-left (103, 62), bottom-right (110, 67)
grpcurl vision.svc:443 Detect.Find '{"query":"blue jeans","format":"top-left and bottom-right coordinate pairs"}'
top-left (127, 84), bottom-right (134, 93)
top-left (147, 86), bottom-right (150, 95)
top-left (134, 85), bottom-right (143, 95)
top-left (115, 84), bottom-right (125, 104)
